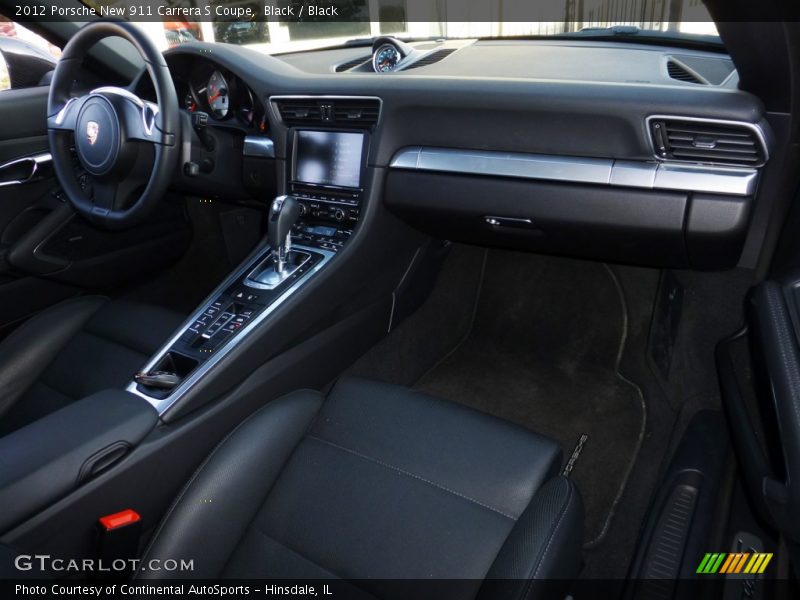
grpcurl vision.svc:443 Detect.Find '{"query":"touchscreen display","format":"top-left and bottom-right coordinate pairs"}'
top-left (294, 130), bottom-right (364, 189)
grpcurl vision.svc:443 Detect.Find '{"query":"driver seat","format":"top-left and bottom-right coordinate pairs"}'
top-left (0, 296), bottom-right (183, 437)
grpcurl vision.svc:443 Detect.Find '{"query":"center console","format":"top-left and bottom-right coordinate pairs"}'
top-left (127, 127), bottom-right (369, 415)
top-left (288, 129), bottom-right (367, 253)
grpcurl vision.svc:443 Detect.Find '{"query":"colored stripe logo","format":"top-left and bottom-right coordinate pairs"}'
top-left (696, 552), bottom-right (773, 574)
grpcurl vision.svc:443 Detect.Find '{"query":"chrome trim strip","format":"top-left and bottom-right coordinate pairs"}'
top-left (645, 114), bottom-right (771, 167)
top-left (54, 98), bottom-right (78, 125)
top-left (653, 163), bottom-right (759, 195)
top-left (243, 136), bottom-right (275, 158)
top-left (390, 146), bottom-right (421, 169)
top-left (126, 243), bottom-right (335, 416)
top-left (389, 147), bottom-right (759, 196)
top-left (268, 95), bottom-right (383, 129)
top-left (0, 152), bottom-right (52, 187)
top-left (403, 147), bottom-right (613, 185)
top-left (92, 86), bottom-right (160, 137)
top-left (609, 160), bottom-right (657, 189)
top-left (485, 216), bottom-right (534, 226)
top-left (92, 86), bottom-right (146, 109)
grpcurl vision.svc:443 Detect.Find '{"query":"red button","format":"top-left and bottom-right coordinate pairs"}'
top-left (99, 509), bottom-right (140, 531)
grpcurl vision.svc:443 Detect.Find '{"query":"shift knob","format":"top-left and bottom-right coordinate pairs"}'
top-left (268, 195), bottom-right (300, 249)
top-left (268, 195), bottom-right (300, 273)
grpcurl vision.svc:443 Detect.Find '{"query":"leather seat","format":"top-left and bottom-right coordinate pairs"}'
top-left (0, 296), bottom-right (183, 436)
top-left (140, 377), bottom-right (584, 597)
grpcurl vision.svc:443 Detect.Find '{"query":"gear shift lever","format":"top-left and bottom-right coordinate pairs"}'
top-left (268, 195), bottom-right (300, 274)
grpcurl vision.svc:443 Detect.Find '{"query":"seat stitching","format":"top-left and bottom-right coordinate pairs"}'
top-left (530, 478), bottom-right (574, 586)
top-left (250, 527), bottom-right (341, 578)
top-left (250, 528), bottom-right (378, 599)
top-left (307, 435), bottom-right (517, 521)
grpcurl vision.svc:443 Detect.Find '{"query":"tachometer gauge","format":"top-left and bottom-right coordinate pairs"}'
top-left (373, 43), bottom-right (401, 73)
top-left (206, 70), bottom-right (229, 119)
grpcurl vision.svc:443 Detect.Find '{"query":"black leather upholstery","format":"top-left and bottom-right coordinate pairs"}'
top-left (140, 377), bottom-right (584, 597)
top-left (0, 296), bottom-right (183, 436)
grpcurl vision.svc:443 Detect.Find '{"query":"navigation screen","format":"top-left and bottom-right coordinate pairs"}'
top-left (294, 130), bottom-right (364, 189)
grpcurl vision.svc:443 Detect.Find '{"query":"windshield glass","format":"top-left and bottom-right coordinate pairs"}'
top-left (77, 1), bottom-right (720, 54)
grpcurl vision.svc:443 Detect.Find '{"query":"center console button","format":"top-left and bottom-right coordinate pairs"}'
top-left (189, 313), bottom-right (213, 333)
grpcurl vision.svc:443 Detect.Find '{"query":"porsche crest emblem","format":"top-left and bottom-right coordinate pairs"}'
top-left (86, 121), bottom-right (99, 146)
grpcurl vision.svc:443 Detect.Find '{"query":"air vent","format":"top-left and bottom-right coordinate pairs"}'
top-left (649, 118), bottom-right (767, 167)
top-left (274, 98), bottom-right (380, 129)
top-left (666, 60), bottom-right (705, 84)
top-left (332, 99), bottom-right (381, 127)
top-left (403, 48), bottom-right (457, 70)
top-left (274, 100), bottom-right (323, 126)
top-left (335, 56), bottom-right (371, 72)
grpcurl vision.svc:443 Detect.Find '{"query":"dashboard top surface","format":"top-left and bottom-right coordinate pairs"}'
top-left (160, 39), bottom-right (766, 166)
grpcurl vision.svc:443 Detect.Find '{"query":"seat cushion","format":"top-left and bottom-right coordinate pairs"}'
top-left (139, 377), bottom-right (584, 598)
top-left (0, 297), bottom-right (184, 436)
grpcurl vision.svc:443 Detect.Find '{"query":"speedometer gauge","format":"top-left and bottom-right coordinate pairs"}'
top-left (206, 70), bottom-right (229, 119)
top-left (373, 43), bottom-right (401, 73)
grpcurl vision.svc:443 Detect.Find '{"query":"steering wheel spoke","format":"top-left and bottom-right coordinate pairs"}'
top-left (93, 87), bottom-right (171, 145)
top-left (90, 179), bottom-right (120, 215)
top-left (91, 175), bottom-right (144, 216)
top-left (47, 96), bottom-right (89, 132)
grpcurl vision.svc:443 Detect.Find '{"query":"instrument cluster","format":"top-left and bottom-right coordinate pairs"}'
top-left (179, 63), bottom-right (267, 132)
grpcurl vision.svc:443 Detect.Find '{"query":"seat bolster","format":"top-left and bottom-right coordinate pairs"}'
top-left (137, 390), bottom-right (324, 580)
top-left (478, 476), bottom-right (584, 600)
top-left (0, 296), bottom-right (107, 419)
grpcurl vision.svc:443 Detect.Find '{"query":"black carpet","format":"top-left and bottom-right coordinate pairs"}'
top-left (348, 245), bottom-right (646, 546)
top-left (412, 249), bottom-right (644, 545)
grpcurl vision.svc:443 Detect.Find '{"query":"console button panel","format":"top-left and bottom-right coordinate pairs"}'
top-left (290, 186), bottom-right (361, 252)
top-left (135, 246), bottom-right (326, 398)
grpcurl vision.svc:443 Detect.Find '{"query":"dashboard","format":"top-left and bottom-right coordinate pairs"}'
top-left (155, 38), bottom-right (776, 271)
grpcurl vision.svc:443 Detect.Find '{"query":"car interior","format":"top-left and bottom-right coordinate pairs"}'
top-left (0, 2), bottom-right (799, 598)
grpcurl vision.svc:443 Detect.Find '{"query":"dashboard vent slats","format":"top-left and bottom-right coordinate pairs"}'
top-left (333, 100), bottom-right (380, 127)
top-left (666, 60), bottom-right (705, 84)
top-left (274, 102), bottom-right (322, 126)
top-left (335, 56), bottom-right (371, 72)
top-left (403, 49), bottom-right (457, 70)
top-left (275, 98), bottom-right (380, 129)
top-left (650, 118), bottom-right (766, 167)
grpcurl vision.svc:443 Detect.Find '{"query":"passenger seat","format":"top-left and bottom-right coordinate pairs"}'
top-left (138, 377), bottom-right (584, 598)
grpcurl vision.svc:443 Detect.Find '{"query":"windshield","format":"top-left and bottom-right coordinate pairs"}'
top-left (77, 1), bottom-right (720, 54)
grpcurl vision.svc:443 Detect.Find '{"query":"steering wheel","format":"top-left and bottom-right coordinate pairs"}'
top-left (47, 20), bottom-right (179, 230)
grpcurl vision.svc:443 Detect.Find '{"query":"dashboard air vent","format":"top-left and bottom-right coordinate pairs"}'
top-left (274, 100), bottom-right (323, 126)
top-left (649, 118), bottom-right (766, 167)
top-left (275, 98), bottom-right (380, 129)
top-left (666, 60), bottom-right (705, 84)
top-left (332, 99), bottom-right (381, 127)
top-left (335, 56), bottom-right (371, 72)
top-left (403, 49), bottom-right (457, 70)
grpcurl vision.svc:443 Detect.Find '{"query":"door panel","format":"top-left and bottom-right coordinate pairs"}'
top-left (0, 84), bottom-right (81, 334)
top-left (0, 75), bottom-right (192, 335)
top-left (0, 86), bottom-right (49, 162)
